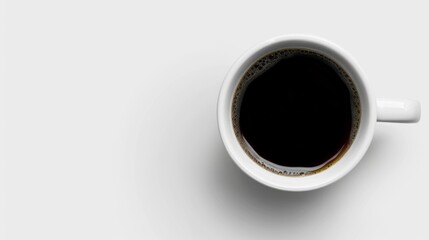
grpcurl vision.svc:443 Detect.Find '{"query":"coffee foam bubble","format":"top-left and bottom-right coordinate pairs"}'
top-left (232, 48), bottom-right (361, 176)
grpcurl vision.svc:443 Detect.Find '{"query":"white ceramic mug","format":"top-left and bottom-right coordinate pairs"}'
top-left (217, 35), bottom-right (421, 191)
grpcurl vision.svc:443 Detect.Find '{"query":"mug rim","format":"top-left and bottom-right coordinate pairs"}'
top-left (217, 34), bottom-right (376, 191)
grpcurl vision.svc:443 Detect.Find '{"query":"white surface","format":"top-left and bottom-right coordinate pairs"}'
top-left (1, 0), bottom-right (428, 239)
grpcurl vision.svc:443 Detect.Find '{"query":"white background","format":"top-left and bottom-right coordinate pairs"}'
top-left (1, 0), bottom-right (428, 239)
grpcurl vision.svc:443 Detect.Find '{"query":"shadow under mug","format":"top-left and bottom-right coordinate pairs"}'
top-left (217, 35), bottom-right (421, 191)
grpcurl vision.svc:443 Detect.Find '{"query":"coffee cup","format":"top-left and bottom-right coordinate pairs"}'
top-left (217, 35), bottom-right (420, 191)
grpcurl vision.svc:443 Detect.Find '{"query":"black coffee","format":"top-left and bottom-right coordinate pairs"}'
top-left (232, 49), bottom-right (360, 176)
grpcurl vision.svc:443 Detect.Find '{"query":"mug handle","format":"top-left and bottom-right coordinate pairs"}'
top-left (376, 98), bottom-right (421, 123)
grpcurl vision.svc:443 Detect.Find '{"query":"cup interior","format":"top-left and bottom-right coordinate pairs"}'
top-left (218, 35), bottom-right (376, 191)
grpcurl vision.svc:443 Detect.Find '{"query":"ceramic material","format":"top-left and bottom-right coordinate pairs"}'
top-left (217, 34), bottom-right (421, 191)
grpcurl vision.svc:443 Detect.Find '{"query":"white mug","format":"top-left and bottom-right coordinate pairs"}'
top-left (217, 35), bottom-right (421, 191)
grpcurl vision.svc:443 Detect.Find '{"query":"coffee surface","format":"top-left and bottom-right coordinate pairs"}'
top-left (233, 49), bottom-right (360, 175)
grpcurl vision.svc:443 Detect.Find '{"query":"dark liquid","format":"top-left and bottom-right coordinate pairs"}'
top-left (238, 51), bottom-right (357, 172)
